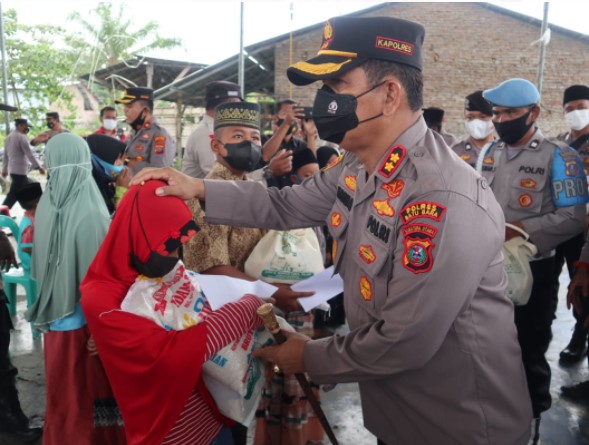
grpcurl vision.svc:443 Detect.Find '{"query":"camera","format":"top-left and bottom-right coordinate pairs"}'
top-left (302, 107), bottom-right (313, 120)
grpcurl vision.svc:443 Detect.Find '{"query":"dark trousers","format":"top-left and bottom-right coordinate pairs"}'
top-left (515, 257), bottom-right (556, 417)
top-left (2, 174), bottom-right (30, 209)
top-left (0, 290), bottom-right (17, 390)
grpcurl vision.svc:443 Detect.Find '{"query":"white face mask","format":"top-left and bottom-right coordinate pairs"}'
top-left (465, 119), bottom-right (494, 140)
top-left (102, 118), bottom-right (118, 131)
top-left (565, 109), bottom-right (589, 131)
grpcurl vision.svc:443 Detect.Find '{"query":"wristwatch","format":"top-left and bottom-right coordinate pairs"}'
top-left (262, 166), bottom-right (274, 180)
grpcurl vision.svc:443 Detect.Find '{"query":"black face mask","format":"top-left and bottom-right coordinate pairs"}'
top-left (493, 109), bottom-right (535, 145)
top-left (312, 83), bottom-right (385, 144)
top-left (131, 250), bottom-right (179, 278)
top-left (222, 140), bottom-right (262, 172)
top-left (129, 191), bottom-right (180, 278)
top-left (130, 109), bottom-right (147, 131)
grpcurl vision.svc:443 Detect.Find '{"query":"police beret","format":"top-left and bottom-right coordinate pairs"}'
top-left (465, 90), bottom-right (492, 116)
top-left (214, 102), bottom-right (260, 130)
top-left (287, 16), bottom-right (425, 86)
top-left (292, 148), bottom-right (318, 173)
top-left (422, 107), bottom-right (444, 126)
top-left (483, 78), bottom-right (540, 108)
top-left (14, 118), bottom-right (29, 127)
top-left (115, 87), bottom-right (154, 104)
top-left (15, 182), bottom-right (42, 206)
top-left (563, 85), bottom-right (589, 105)
top-left (85, 134), bottom-right (127, 165)
top-left (0, 103), bottom-right (17, 112)
top-left (206, 81), bottom-right (243, 102)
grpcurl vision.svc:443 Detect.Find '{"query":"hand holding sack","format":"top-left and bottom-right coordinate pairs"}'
top-left (502, 223), bottom-right (537, 305)
top-left (120, 260), bottom-right (275, 424)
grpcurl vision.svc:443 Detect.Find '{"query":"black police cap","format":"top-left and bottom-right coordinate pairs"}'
top-left (422, 107), bottom-right (444, 125)
top-left (115, 87), bottom-right (154, 104)
top-left (15, 182), bottom-right (42, 206)
top-left (465, 90), bottom-right (493, 116)
top-left (287, 16), bottom-right (425, 86)
top-left (563, 85), bottom-right (589, 105)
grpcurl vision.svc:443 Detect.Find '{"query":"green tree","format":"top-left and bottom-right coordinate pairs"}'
top-left (2, 8), bottom-right (76, 131)
top-left (66, 2), bottom-right (181, 75)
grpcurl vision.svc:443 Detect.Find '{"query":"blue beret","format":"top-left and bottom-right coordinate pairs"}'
top-left (483, 78), bottom-right (540, 108)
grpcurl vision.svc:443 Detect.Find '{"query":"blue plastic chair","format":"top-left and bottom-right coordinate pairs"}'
top-left (0, 215), bottom-right (39, 339)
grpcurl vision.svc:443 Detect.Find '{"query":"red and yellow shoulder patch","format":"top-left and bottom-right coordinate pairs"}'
top-left (401, 223), bottom-right (437, 274)
top-left (400, 201), bottom-right (446, 224)
top-left (378, 145), bottom-right (406, 178)
top-left (154, 135), bottom-right (166, 154)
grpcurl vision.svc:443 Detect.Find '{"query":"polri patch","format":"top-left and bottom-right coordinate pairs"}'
top-left (378, 145), bottom-right (406, 178)
top-left (372, 199), bottom-right (394, 217)
top-left (402, 230), bottom-right (435, 274)
top-left (344, 175), bottom-right (357, 192)
top-left (359, 276), bottom-right (373, 301)
top-left (400, 201), bottom-right (446, 224)
top-left (381, 179), bottom-right (404, 199)
top-left (358, 245), bottom-right (377, 265)
top-left (519, 193), bottom-right (532, 207)
top-left (331, 212), bottom-right (342, 228)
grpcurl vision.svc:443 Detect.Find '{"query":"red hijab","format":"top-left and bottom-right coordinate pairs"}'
top-left (80, 180), bottom-right (224, 445)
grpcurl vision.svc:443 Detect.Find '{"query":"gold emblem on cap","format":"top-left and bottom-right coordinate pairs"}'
top-left (323, 21), bottom-right (333, 41)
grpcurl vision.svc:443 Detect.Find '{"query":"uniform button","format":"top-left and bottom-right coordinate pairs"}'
top-left (481, 180), bottom-right (488, 189)
top-left (413, 151), bottom-right (424, 157)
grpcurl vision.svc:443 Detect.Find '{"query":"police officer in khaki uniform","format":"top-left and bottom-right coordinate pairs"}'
top-left (422, 106), bottom-right (458, 146)
top-left (556, 85), bottom-right (589, 364)
top-left (481, 78), bottom-right (588, 445)
top-left (451, 90), bottom-right (495, 168)
top-left (115, 87), bottom-right (176, 175)
top-left (132, 17), bottom-right (532, 445)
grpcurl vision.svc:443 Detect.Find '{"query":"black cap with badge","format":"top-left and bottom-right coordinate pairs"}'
top-left (115, 87), bottom-right (154, 104)
top-left (465, 90), bottom-right (493, 116)
top-left (205, 81), bottom-right (243, 109)
top-left (563, 85), bottom-right (589, 105)
top-left (287, 16), bottom-right (425, 86)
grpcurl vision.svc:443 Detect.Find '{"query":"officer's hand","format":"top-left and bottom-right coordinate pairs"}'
top-left (252, 330), bottom-right (311, 374)
top-left (271, 283), bottom-right (314, 313)
top-left (116, 167), bottom-right (132, 188)
top-left (268, 150), bottom-right (293, 177)
top-left (567, 267), bottom-right (589, 312)
top-left (505, 221), bottom-right (525, 241)
top-left (302, 118), bottom-right (318, 137)
top-left (130, 167), bottom-right (205, 200)
top-left (0, 232), bottom-right (17, 272)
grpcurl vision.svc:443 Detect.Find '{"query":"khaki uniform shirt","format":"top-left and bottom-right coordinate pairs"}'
top-left (2, 130), bottom-right (41, 176)
top-left (480, 129), bottom-right (586, 255)
top-left (184, 162), bottom-right (265, 273)
top-left (451, 136), bottom-right (488, 168)
top-left (125, 117), bottom-right (176, 175)
top-left (182, 114), bottom-right (215, 179)
top-left (203, 118), bottom-right (532, 445)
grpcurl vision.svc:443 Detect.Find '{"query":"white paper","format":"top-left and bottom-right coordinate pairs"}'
top-left (292, 266), bottom-right (344, 312)
top-left (195, 273), bottom-right (278, 311)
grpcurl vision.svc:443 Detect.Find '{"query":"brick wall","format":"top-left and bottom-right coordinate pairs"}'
top-left (274, 2), bottom-right (589, 140)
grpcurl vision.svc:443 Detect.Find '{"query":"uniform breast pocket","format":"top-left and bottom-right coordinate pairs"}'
top-left (507, 185), bottom-right (544, 215)
top-left (351, 234), bottom-right (392, 313)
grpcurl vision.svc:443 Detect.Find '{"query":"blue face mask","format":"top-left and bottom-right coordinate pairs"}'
top-left (92, 154), bottom-right (125, 178)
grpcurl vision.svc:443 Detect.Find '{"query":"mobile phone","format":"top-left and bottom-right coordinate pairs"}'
top-left (302, 107), bottom-right (313, 120)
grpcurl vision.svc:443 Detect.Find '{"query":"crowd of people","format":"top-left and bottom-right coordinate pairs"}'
top-left (0, 13), bottom-right (588, 445)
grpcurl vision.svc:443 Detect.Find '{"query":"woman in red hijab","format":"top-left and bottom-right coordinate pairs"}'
top-left (80, 180), bottom-right (266, 445)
